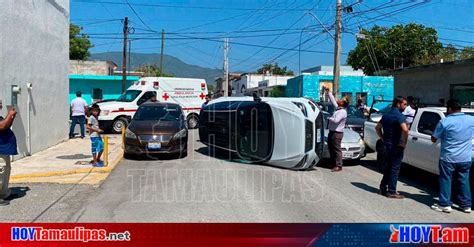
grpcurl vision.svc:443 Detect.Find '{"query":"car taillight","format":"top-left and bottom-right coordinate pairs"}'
top-left (153, 81), bottom-right (159, 89)
top-left (141, 81), bottom-right (146, 85)
top-left (201, 83), bottom-right (206, 90)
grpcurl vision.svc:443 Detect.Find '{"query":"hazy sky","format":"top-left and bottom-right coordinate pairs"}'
top-left (71, 0), bottom-right (474, 73)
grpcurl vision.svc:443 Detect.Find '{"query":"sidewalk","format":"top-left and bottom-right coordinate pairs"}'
top-left (10, 135), bottom-right (123, 185)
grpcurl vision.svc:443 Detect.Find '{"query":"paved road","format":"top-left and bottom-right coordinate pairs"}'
top-left (2, 130), bottom-right (473, 222)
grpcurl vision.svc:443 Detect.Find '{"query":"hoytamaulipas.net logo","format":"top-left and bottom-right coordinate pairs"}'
top-left (11, 227), bottom-right (131, 242)
top-left (390, 224), bottom-right (469, 244)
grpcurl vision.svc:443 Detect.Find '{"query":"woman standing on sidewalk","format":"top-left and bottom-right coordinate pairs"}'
top-left (0, 107), bottom-right (18, 206)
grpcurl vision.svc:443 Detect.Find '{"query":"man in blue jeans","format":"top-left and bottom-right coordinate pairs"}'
top-left (69, 91), bottom-right (88, 139)
top-left (376, 96), bottom-right (409, 199)
top-left (431, 99), bottom-right (474, 213)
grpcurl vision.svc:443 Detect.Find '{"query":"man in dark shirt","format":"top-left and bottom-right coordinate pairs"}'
top-left (0, 107), bottom-right (18, 206)
top-left (375, 97), bottom-right (409, 199)
top-left (202, 94), bottom-right (211, 108)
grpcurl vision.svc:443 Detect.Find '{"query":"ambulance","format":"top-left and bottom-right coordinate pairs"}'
top-left (97, 77), bottom-right (208, 133)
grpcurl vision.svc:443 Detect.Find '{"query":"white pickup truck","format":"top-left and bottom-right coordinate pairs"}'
top-left (364, 107), bottom-right (474, 175)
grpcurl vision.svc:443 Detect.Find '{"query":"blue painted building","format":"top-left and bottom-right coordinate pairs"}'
top-left (286, 75), bottom-right (394, 108)
top-left (69, 75), bottom-right (140, 104)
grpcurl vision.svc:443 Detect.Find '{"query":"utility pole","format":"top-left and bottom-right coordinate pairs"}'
top-left (122, 17), bottom-right (129, 93)
top-left (160, 29), bottom-right (165, 76)
top-left (128, 40), bottom-right (131, 72)
top-left (333, 0), bottom-right (342, 98)
top-left (223, 38), bottom-right (229, 97)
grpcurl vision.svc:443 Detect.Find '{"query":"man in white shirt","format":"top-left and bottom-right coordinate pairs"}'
top-left (69, 91), bottom-right (88, 138)
top-left (403, 96), bottom-right (416, 124)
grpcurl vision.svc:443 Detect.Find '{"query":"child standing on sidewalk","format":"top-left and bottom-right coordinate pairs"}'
top-left (87, 106), bottom-right (104, 166)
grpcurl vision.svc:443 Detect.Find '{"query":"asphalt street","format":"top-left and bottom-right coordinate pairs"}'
top-left (1, 130), bottom-right (473, 222)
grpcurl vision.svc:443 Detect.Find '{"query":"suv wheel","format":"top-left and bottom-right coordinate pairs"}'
top-left (112, 117), bottom-right (128, 134)
top-left (187, 115), bottom-right (199, 129)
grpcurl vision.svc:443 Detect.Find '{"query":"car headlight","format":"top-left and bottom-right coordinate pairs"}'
top-left (125, 128), bottom-right (137, 139)
top-left (359, 139), bottom-right (365, 146)
top-left (102, 110), bottom-right (110, 116)
top-left (173, 129), bottom-right (187, 140)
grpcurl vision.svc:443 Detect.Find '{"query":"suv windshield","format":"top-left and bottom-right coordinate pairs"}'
top-left (134, 105), bottom-right (183, 121)
top-left (117, 90), bottom-right (141, 102)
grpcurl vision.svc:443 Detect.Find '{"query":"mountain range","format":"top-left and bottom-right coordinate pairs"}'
top-left (90, 52), bottom-right (223, 85)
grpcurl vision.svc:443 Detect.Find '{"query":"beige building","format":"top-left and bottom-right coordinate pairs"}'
top-left (70, 60), bottom-right (117, 75)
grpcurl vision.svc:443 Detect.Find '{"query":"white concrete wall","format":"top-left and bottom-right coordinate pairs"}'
top-left (0, 0), bottom-right (69, 158)
top-left (234, 74), bottom-right (290, 96)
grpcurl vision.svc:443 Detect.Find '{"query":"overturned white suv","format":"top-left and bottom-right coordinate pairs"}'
top-left (198, 96), bottom-right (325, 170)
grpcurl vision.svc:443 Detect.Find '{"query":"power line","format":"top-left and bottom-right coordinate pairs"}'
top-left (73, 0), bottom-right (333, 12)
top-left (172, 12), bottom-right (251, 33)
top-left (345, 1), bottom-right (432, 30)
top-left (125, 0), bottom-right (155, 32)
top-left (135, 26), bottom-right (320, 35)
top-left (348, 3), bottom-right (474, 46)
top-left (104, 32), bottom-right (346, 55)
top-left (85, 29), bottom-right (325, 40)
top-left (232, 0), bottom-right (323, 68)
top-left (439, 38), bottom-right (474, 45)
top-left (71, 19), bottom-right (122, 26)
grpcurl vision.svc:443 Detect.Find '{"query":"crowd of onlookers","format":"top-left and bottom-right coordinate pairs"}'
top-left (326, 89), bottom-right (473, 214)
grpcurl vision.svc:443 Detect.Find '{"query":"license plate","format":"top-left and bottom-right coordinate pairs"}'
top-left (343, 152), bottom-right (353, 159)
top-left (147, 142), bottom-right (161, 150)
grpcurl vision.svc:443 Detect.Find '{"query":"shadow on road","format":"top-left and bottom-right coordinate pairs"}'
top-left (357, 158), bottom-right (438, 207)
top-left (57, 154), bottom-right (92, 160)
top-left (123, 152), bottom-right (187, 161)
top-left (351, 182), bottom-right (379, 194)
top-left (350, 182), bottom-right (434, 206)
top-left (194, 147), bottom-right (317, 172)
top-left (194, 147), bottom-right (236, 161)
top-left (6, 186), bottom-right (30, 201)
top-left (317, 158), bottom-right (362, 170)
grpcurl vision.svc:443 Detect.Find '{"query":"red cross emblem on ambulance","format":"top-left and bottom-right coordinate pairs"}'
top-left (162, 93), bottom-right (170, 101)
top-left (199, 92), bottom-right (206, 100)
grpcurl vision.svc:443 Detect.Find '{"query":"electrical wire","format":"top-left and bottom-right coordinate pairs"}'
top-left (125, 0), bottom-right (155, 32)
top-left (72, 0), bottom-right (332, 12)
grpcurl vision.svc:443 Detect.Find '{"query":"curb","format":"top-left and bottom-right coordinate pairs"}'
top-left (10, 149), bottom-right (124, 181)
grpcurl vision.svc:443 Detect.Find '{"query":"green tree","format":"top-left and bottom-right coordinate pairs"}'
top-left (436, 44), bottom-right (459, 62)
top-left (136, 64), bottom-right (174, 77)
top-left (460, 46), bottom-right (474, 60)
top-left (257, 63), bottom-right (294, 76)
top-left (70, 23), bottom-right (93, 60)
top-left (207, 84), bottom-right (215, 92)
top-left (347, 23), bottom-right (442, 75)
top-left (268, 86), bottom-right (285, 97)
